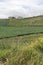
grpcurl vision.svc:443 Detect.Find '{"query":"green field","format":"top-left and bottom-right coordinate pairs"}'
top-left (0, 16), bottom-right (43, 27)
top-left (0, 26), bottom-right (43, 38)
top-left (0, 16), bottom-right (43, 65)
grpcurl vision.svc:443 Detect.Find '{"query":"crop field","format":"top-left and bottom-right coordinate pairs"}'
top-left (0, 16), bottom-right (43, 65)
top-left (0, 26), bottom-right (43, 38)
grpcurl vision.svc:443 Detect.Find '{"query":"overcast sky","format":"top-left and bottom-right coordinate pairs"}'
top-left (0, 0), bottom-right (43, 18)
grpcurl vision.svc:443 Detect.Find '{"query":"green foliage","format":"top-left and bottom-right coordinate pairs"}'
top-left (0, 16), bottom-right (43, 65)
top-left (0, 16), bottom-right (43, 27)
top-left (0, 27), bottom-right (43, 38)
top-left (0, 35), bottom-right (43, 65)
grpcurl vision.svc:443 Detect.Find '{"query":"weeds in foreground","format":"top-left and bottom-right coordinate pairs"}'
top-left (0, 37), bottom-right (43, 65)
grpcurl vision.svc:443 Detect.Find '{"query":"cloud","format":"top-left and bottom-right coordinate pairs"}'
top-left (0, 0), bottom-right (43, 18)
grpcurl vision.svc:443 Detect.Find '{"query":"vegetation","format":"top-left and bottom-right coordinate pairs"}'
top-left (0, 15), bottom-right (43, 27)
top-left (0, 26), bottom-right (43, 38)
top-left (0, 34), bottom-right (43, 65)
top-left (0, 15), bottom-right (43, 65)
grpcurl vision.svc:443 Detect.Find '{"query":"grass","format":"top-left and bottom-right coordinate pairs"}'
top-left (0, 16), bottom-right (43, 65)
top-left (0, 16), bottom-right (43, 27)
top-left (0, 26), bottom-right (43, 38)
top-left (0, 35), bottom-right (43, 65)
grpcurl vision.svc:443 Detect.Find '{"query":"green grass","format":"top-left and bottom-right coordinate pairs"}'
top-left (0, 35), bottom-right (43, 65)
top-left (0, 16), bottom-right (43, 27)
top-left (0, 16), bottom-right (43, 65)
top-left (0, 26), bottom-right (43, 38)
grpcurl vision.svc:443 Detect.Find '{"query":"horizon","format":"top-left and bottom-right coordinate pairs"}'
top-left (0, 15), bottom-right (43, 19)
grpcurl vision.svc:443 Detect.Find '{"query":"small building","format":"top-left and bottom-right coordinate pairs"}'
top-left (8, 16), bottom-right (16, 21)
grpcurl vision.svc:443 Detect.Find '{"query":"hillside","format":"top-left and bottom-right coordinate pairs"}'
top-left (0, 15), bottom-right (43, 65)
top-left (0, 15), bottom-right (43, 27)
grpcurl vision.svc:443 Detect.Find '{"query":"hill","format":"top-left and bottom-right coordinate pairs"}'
top-left (0, 15), bottom-right (43, 27)
top-left (0, 15), bottom-right (43, 65)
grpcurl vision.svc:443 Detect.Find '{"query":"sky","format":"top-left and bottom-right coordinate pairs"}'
top-left (0, 0), bottom-right (43, 18)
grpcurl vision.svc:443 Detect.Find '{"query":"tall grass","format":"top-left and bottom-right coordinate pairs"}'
top-left (7, 38), bottom-right (43, 65)
top-left (0, 35), bottom-right (43, 65)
